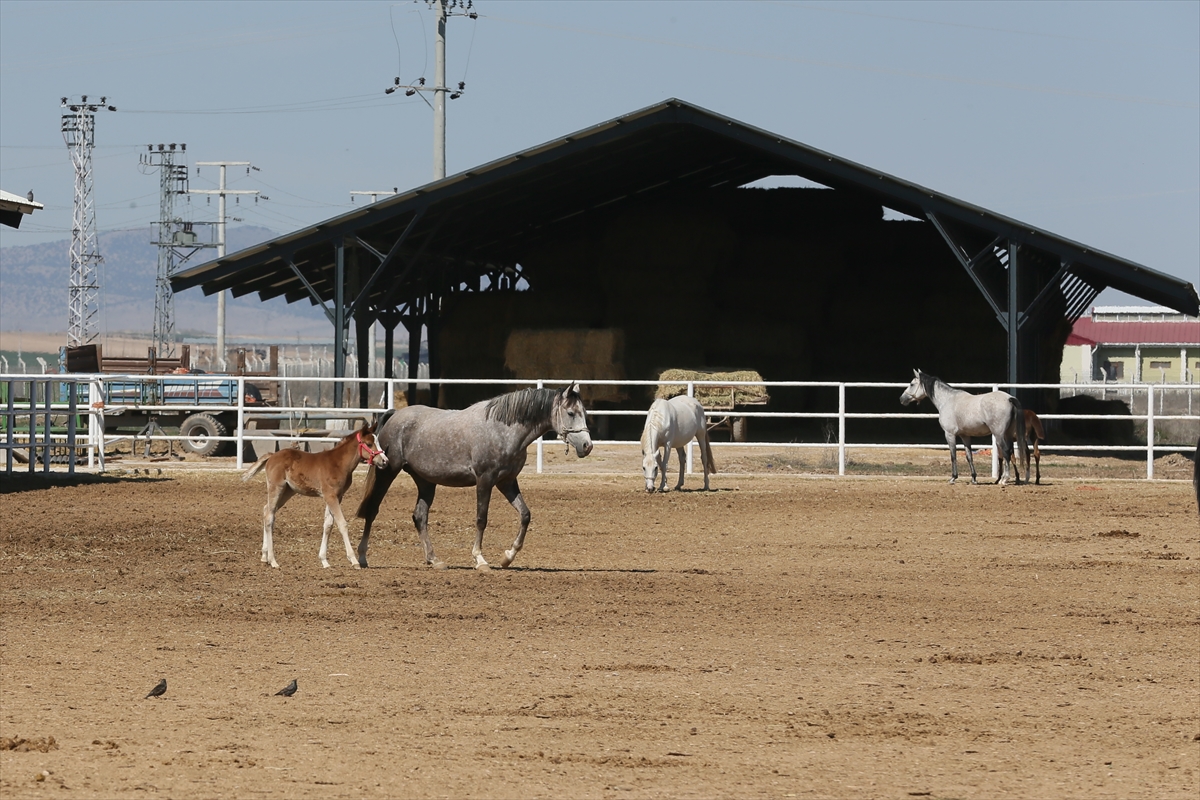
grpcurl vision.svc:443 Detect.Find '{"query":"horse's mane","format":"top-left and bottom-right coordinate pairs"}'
top-left (485, 387), bottom-right (558, 426)
top-left (918, 370), bottom-right (943, 399)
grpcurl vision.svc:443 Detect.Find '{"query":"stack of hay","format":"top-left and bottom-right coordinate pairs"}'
top-left (654, 369), bottom-right (769, 410)
top-left (504, 329), bottom-right (628, 403)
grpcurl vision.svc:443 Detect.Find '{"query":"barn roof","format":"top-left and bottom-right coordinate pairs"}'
top-left (171, 98), bottom-right (1200, 318)
top-left (1066, 317), bottom-right (1200, 347)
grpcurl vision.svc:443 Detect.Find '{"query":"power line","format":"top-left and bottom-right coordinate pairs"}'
top-left (385, 0), bottom-right (478, 181)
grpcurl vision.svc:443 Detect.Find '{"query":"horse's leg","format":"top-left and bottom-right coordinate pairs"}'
top-left (1033, 437), bottom-right (1041, 485)
top-left (355, 465), bottom-right (399, 568)
top-left (324, 491), bottom-right (358, 569)
top-left (945, 432), bottom-right (959, 484)
top-left (673, 446), bottom-right (686, 491)
top-left (262, 483), bottom-right (292, 568)
top-left (497, 478), bottom-right (531, 568)
top-left (318, 505), bottom-right (334, 568)
top-left (961, 436), bottom-right (978, 484)
top-left (411, 477), bottom-right (444, 569)
top-left (994, 437), bottom-right (1011, 486)
top-left (657, 447), bottom-right (669, 492)
top-left (471, 480), bottom-right (497, 570)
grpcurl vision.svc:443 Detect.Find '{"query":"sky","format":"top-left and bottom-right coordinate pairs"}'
top-left (2, 0), bottom-right (1198, 310)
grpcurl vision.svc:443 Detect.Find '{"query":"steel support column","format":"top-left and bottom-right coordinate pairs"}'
top-left (333, 239), bottom-right (346, 408)
top-left (1008, 241), bottom-right (1019, 389)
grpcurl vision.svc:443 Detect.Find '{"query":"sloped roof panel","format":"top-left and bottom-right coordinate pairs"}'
top-left (171, 98), bottom-right (1200, 317)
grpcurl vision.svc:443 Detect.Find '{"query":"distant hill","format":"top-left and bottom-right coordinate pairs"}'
top-left (0, 225), bottom-right (332, 338)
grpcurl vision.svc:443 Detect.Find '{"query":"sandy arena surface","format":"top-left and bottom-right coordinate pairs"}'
top-left (1, 458), bottom-right (1198, 799)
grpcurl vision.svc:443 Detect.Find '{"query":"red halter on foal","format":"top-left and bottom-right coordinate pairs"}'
top-left (356, 431), bottom-right (385, 463)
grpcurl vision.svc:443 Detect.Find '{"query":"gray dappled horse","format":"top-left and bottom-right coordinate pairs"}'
top-left (641, 395), bottom-right (717, 492)
top-left (900, 369), bottom-right (1028, 486)
top-left (355, 383), bottom-right (593, 570)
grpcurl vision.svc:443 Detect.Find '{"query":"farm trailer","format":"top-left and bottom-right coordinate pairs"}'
top-left (63, 344), bottom-right (278, 457)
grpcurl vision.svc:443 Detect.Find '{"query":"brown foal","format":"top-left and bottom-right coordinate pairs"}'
top-left (243, 425), bottom-right (388, 568)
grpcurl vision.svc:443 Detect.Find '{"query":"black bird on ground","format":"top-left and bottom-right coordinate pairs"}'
top-left (275, 679), bottom-right (298, 697)
top-left (145, 678), bottom-right (167, 698)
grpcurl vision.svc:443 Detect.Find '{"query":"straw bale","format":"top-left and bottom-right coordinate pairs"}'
top-left (655, 368), bottom-right (769, 409)
top-left (504, 329), bottom-right (627, 403)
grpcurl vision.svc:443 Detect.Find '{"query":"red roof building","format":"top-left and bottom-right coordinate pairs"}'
top-left (1062, 307), bottom-right (1200, 384)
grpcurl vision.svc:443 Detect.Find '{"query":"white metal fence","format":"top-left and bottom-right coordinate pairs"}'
top-left (2, 374), bottom-right (1197, 479)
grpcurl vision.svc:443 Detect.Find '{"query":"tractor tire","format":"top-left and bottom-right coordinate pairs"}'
top-left (731, 416), bottom-right (749, 443)
top-left (180, 413), bottom-right (228, 457)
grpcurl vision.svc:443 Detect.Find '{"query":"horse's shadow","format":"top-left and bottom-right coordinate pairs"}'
top-left (361, 564), bottom-right (659, 575)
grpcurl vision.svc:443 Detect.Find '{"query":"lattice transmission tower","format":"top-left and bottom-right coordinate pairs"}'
top-left (61, 95), bottom-right (115, 347)
top-left (140, 143), bottom-right (215, 359)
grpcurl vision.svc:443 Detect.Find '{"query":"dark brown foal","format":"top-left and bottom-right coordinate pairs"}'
top-left (243, 425), bottom-right (388, 568)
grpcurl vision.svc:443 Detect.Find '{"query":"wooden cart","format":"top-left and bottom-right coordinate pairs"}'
top-left (655, 369), bottom-right (770, 443)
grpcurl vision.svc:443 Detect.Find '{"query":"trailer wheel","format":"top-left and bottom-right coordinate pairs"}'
top-left (180, 413), bottom-right (227, 457)
top-left (731, 416), bottom-right (749, 443)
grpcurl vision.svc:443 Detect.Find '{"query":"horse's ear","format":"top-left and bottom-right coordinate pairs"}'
top-left (913, 368), bottom-right (920, 378)
top-left (567, 380), bottom-right (580, 397)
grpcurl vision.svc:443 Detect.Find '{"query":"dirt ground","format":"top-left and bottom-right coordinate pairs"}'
top-left (1, 459), bottom-right (1198, 799)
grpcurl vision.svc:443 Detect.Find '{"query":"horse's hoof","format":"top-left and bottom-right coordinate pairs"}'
top-left (475, 563), bottom-right (492, 572)
top-left (351, 562), bottom-right (362, 569)
top-left (321, 562), bottom-right (331, 569)
top-left (430, 560), bottom-right (448, 570)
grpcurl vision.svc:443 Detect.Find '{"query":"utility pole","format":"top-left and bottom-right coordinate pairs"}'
top-left (386, 0), bottom-right (476, 180)
top-left (188, 161), bottom-right (258, 367)
top-left (141, 143), bottom-right (215, 358)
top-left (61, 95), bottom-right (116, 348)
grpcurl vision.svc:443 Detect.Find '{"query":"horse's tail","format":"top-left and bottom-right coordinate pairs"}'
top-left (702, 431), bottom-right (718, 474)
top-left (241, 453), bottom-right (271, 482)
top-left (1008, 397), bottom-right (1028, 476)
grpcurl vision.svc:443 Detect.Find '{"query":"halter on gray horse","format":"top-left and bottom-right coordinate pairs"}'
top-left (355, 382), bottom-right (593, 570)
top-left (899, 369), bottom-right (1028, 486)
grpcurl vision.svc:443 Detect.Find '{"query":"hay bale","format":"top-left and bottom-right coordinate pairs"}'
top-left (655, 369), bottom-right (769, 408)
top-left (504, 329), bottom-right (628, 403)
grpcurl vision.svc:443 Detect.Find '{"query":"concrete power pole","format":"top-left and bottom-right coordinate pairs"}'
top-left (188, 161), bottom-right (258, 367)
top-left (386, 0), bottom-right (476, 181)
top-left (61, 95), bottom-right (116, 348)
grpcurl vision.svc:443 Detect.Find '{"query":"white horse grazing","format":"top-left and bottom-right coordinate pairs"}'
top-left (899, 368), bottom-right (1028, 486)
top-left (641, 395), bottom-right (717, 492)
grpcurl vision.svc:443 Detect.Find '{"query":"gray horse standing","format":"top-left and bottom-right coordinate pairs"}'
top-left (900, 369), bottom-right (1028, 486)
top-left (355, 383), bottom-right (593, 570)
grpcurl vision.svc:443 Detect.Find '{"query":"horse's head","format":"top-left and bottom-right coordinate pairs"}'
top-left (641, 446), bottom-right (659, 492)
top-left (899, 369), bottom-right (928, 407)
top-left (356, 427), bottom-right (389, 469)
top-left (552, 381), bottom-right (593, 458)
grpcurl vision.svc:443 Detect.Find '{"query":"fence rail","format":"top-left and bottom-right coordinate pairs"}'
top-left (2, 375), bottom-right (1196, 479)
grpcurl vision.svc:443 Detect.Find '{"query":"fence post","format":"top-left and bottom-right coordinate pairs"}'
top-left (990, 384), bottom-right (1000, 481)
top-left (536, 379), bottom-right (544, 474)
top-left (837, 383), bottom-right (846, 476)
top-left (67, 381), bottom-right (77, 475)
top-left (1146, 384), bottom-right (1154, 480)
top-left (236, 377), bottom-right (246, 470)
